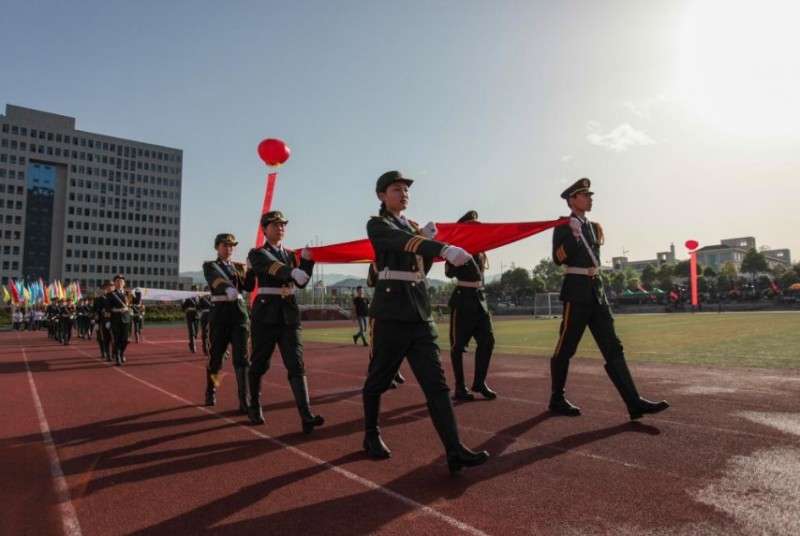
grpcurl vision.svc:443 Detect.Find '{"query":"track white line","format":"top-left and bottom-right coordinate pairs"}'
top-left (22, 347), bottom-right (83, 536)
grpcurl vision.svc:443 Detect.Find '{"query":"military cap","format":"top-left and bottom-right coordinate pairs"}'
top-left (214, 233), bottom-right (239, 246)
top-left (457, 210), bottom-right (478, 223)
top-left (113, 274), bottom-right (125, 281)
top-left (560, 178), bottom-right (593, 200)
top-left (375, 170), bottom-right (413, 195)
top-left (260, 211), bottom-right (289, 226)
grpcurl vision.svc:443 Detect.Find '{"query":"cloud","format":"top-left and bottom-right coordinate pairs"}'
top-left (622, 93), bottom-right (674, 118)
top-left (585, 121), bottom-right (655, 152)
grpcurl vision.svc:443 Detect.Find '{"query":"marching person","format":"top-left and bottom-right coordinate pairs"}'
top-left (131, 289), bottom-right (145, 343)
top-left (197, 288), bottom-right (212, 356)
top-left (246, 211), bottom-right (323, 434)
top-left (366, 264), bottom-right (406, 389)
top-left (445, 210), bottom-right (497, 401)
top-left (202, 233), bottom-right (252, 412)
top-left (105, 275), bottom-right (132, 365)
top-left (550, 178), bottom-right (670, 420)
top-left (59, 298), bottom-right (75, 345)
top-left (352, 286), bottom-right (370, 346)
top-left (363, 170), bottom-right (488, 473)
top-left (94, 281), bottom-right (113, 361)
top-left (182, 286), bottom-right (201, 353)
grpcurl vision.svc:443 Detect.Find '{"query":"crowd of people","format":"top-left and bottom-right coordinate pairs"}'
top-left (9, 172), bottom-right (670, 474)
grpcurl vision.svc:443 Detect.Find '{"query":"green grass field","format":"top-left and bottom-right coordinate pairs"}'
top-left (304, 312), bottom-right (800, 370)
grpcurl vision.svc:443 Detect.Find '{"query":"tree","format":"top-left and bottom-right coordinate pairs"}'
top-left (640, 264), bottom-right (657, 289)
top-left (531, 258), bottom-right (564, 292)
top-left (656, 264), bottom-right (673, 290)
top-left (501, 267), bottom-right (533, 302)
top-left (672, 259), bottom-right (701, 280)
top-left (702, 266), bottom-right (716, 278)
top-left (609, 272), bottom-right (626, 293)
top-left (740, 248), bottom-right (770, 285)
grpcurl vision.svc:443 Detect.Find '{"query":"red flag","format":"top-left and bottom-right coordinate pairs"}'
top-left (294, 218), bottom-right (570, 264)
top-left (9, 280), bottom-right (20, 303)
top-left (669, 290), bottom-right (679, 300)
top-left (771, 281), bottom-right (779, 292)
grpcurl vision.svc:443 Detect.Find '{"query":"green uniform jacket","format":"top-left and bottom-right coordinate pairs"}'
top-left (367, 215), bottom-right (449, 322)
top-left (203, 258), bottom-right (252, 324)
top-left (552, 214), bottom-right (607, 305)
top-left (445, 252), bottom-right (489, 314)
top-left (247, 245), bottom-right (314, 326)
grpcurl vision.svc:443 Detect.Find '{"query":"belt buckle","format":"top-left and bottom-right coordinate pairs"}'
top-left (587, 267), bottom-right (596, 277)
top-left (415, 272), bottom-right (423, 281)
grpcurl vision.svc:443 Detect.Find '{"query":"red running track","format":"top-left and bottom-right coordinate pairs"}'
top-left (1, 323), bottom-right (799, 535)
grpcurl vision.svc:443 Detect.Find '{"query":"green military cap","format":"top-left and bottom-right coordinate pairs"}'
top-left (113, 274), bottom-right (125, 281)
top-left (260, 211), bottom-right (288, 226)
top-left (457, 210), bottom-right (478, 223)
top-left (375, 170), bottom-right (413, 195)
top-left (214, 233), bottom-right (239, 246)
top-left (560, 178), bottom-right (593, 200)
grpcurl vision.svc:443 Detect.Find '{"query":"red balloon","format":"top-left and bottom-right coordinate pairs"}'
top-left (257, 138), bottom-right (291, 167)
top-left (685, 239), bottom-right (699, 250)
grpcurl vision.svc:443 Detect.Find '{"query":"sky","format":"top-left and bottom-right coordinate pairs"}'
top-left (2, 0), bottom-right (799, 281)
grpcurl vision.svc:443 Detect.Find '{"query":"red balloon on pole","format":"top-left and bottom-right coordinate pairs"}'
top-left (257, 138), bottom-right (291, 167)
top-left (685, 239), bottom-right (699, 250)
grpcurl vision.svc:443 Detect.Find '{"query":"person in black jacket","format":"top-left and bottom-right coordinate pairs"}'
top-left (362, 170), bottom-right (488, 473)
top-left (246, 211), bottom-right (323, 434)
top-left (104, 275), bottom-right (132, 365)
top-left (445, 210), bottom-right (497, 401)
top-left (203, 233), bottom-right (253, 411)
top-left (182, 286), bottom-right (201, 353)
top-left (550, 178), bottom-right (669, 420)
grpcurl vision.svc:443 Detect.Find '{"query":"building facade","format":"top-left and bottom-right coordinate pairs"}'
top-left (0, 104), bottom-right (183, 290)
top-left (697, 237), bottom-right (792, 272)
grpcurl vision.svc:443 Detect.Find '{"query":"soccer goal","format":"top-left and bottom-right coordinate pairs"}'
top-left (533, 293), bottom-right (562, 319)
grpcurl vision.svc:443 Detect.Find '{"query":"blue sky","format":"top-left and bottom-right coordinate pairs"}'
top-left (2, 0), bottom-right (798, 279)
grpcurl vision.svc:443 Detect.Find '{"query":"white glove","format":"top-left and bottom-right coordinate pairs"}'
top-left (225, 287), bottom-right (238, 299)
top-left (569, 217), bottom-right (583, 238)
top-left (442, 245), bottom-right (472, 266)
top-left (291, 268), bottom-right (310, 285)
top-left (422, 221), bottom-right (438, 239)
top-left (105, 322), bottom-right (111, 329)
top-left (301, 246), bottom-right (312, 260)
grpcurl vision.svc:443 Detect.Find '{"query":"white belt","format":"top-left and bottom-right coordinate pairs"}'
top-left (211, 294), bottom-right (243, 302)
top-left (111, 307), bottom-right (129, 313)
top-left (457, 280), bottom-right (483, 288)
top-left (184, 307), bottom-right (197, 311)
top-left (377, 269), bottom-right (424, 282)
top-left (565, 267), bottom-right (598, 276)
top-left (257, 287), bottom-right (295, 296)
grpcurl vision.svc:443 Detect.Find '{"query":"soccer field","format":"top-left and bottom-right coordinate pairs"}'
top-left (304, 311), bottom-right (800, 370)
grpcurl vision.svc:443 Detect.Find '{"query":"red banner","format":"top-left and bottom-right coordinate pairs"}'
top-left (293, 217), bottom-right (569, 263)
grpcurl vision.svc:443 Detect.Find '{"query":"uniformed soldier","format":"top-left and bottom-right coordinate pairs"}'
top-left (46, 300), bottom-right (60, 341)
top-left (247, 211), bottom-right (324, 434)
top-left (202, 233), bottom-right (252, 412)
top-left (59, 298), bottom-right (75, 345)
top-left (105, 275), bottom-right (132, 365)
top-left (131, 289), bottom-right (145, 343)
top-left (362, 171), bottom-right (488, 473)
top-left (197, 288), bottom-right (212, 356)
top-left (550, 178), bottom-right (670, 419)
top-left (76, 299), bottom-right (89, 339)
top-left (94, 281), bottom-right (113, 361)
top-left (445, 210), bottom-right (497, 401)
top-left (182, 286), bottom-right (201, 353)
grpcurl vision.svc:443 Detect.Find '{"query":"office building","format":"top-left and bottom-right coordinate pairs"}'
top-left (0, 104), bottom-right (183, 290)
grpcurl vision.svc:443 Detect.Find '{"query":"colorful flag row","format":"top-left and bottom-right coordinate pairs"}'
top-left (2, 278), bottom-right (84, 305)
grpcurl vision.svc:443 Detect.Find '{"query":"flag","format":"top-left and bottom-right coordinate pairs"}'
top-left (9, 280), bottom-right (20, 303)
top-left (1, 286), bottom-right (10, 304)
top-left (771, 280), bottom-right (779, 292)
top-left (295, 217), bottom-right (570, 264)
top-left (669, 290), bottom-right (679, 301)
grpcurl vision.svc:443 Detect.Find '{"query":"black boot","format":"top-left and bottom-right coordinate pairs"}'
top-left (189, 339), bottom-right (196, 353)
top-left (549, 358), bottom-right (581, 416)
top-left (427, 391), bottom-right (489, 473)
top-left (247, 369), bottom-right (265, 424)
top-left (471, 344), bottom-right (497, 399)
top-left (393, 371), bottom-right (405, 384)
top-left (204, 374), bottom-right (216, 406)
top-left (450, 351), bottom-right (474, 401)
top-left (363, 393), bottom-right (391, 459)
top-left (604, 361), bottom-right (670, 420)
top-left (234, 366), bottom-right (249, 414)
top-left (290, 376), bottom-right (324, 434)
top-left (353, 334), bottom-right (359, 345)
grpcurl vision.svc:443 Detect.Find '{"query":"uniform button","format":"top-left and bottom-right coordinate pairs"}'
top-left (386, 288), bottom-right (391, 292)
top-left (411, 283), bottom-right (415, 287)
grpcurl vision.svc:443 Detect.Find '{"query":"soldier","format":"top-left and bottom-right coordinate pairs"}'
top-left (182, 286), bottom-right (201, 353)
top-left (202, 233), bottom-right (252, 412)
top-left (550, 178), bottom-right (670, 420)
top-left (75, 299), bottom-right (88, 339)
top-left (105, 275), bottom-right (132, 365)
top-left (197, 288), bottom-right (212, 356)
top-left (131, 289), bottom-right (145, 343)
top-left (247, 211), bottom-right (324, 434)
top-left (46, 300), bottom-right (60, 341)
top-left (445, 210), bottom-right (497, 401)
top-left (362, 171), bottom-right (488, 473)
top-left (59, 298), bottom-right (75, 345)
top-left (94, 281), bottom-right (113, 361)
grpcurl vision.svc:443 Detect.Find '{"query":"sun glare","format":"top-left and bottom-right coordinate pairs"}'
top-left (678, 0), bottom-right (800, 136)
